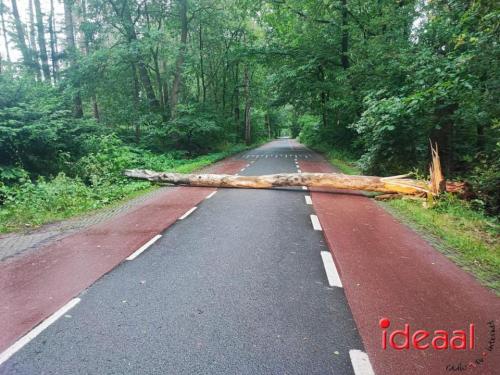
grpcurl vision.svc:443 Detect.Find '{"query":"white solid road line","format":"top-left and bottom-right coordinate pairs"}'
top-left (0, 298), bottom-right (81, 366)
top-left (349, 350), bottom-right (375, 375)
top-left (126, 235), bottom-right (162, 261)
top-left (310, 214), bottom-right (322, 231)
top-left (320, 251), bottom-right (343, 287)
top-left (305, 195), bottom-right (312, 205)
top-left (206, 191), bottom-right (217, 199)
top-left (179, 206), bottom-right (197, 220)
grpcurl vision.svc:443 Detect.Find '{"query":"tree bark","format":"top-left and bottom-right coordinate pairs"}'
top-left (170, 0), bottom-right (188, 118)
top-left (64, 0), bottom-right (83, 117)
top-left (125, 145), bottom-right (453, 198)
top-left (28, 0), bottom-right (41, 79)
top-left (243, 64), bottom-right (251, 145)
top-left (340, 0), bottom-right (349, 69)
top-left (48, 0), bottom-right (58, 81)
top-left (11, 0), bottom-right (34, 71)
top-left (233, 63), bottom-right (240, 133)
top-left (33, 0), bottom-right (51, 81)
top-left (199, 22), bottom-right (206, 103)
top-left (124, 170), bottom-right (433, 196)
top-left (0, 0), bottom-right (10, 63)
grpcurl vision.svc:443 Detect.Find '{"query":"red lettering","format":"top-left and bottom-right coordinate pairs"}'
top-left (450, 331), bottom-right (466, 350)
top-left (469, 324), bottom-right (475, 349)
top-left (389, 324), bottom-right (410, 350)
top-left (432, 330), bottom-right (449, 350)
top-left (412, 330), bottom-right (430, 350)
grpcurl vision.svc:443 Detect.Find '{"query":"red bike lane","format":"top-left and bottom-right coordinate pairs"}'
top-left (300, 159), bottom-right (499, 374)
top-left (0, 159), bottom-right (246, 353)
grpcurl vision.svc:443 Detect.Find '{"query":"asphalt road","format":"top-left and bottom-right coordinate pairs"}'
top-left (1, 140), bottom-right (366, 374)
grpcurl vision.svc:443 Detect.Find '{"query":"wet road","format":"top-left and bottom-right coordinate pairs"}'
top-left (0, 140), bottom-right (368, 374)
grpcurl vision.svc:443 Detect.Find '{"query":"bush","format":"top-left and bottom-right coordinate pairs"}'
top-left (469, 146), bottom-right (500, 216)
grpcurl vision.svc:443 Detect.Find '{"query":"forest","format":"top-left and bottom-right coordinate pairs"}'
top-left (0, 0), bottom-right (498, 234)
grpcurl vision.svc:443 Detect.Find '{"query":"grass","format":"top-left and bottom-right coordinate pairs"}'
top-left (308, 143), bottom-right (361, 174)
top-left (0, 144), bottom-right (251, 234)
top-left (383, 197), bottom-right (499, 293)
top-left (321, 146), bottom-right (500, 294)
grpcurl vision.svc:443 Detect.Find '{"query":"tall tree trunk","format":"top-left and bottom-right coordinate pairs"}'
top-left (265, 112), bottom-right (271, 139)
top-left (170, 0), bottom-right (188, 118)
top-left (340, 0), bottom-right (349, 69)
top-left (33, 0), bottom-right (51, 81)
top-left (161, 60), bottom-right (170, 116)
top-left (28, 0), bottom-right (41, 79)
top-left (243, 64), bottom-right (251, 145)
top-left (77, 0), bottom-right (100, 121)
top-left (48, 0), bottom-right (58, 81)
top-left (11, 0), bottom-right (33, 71)
top-left (64, 0), bottom-right (83, 117)
top-left (148, 44), bottom-right (164, 111)
top-left (0, 0), bottom-right (10, 63)
top-left (199, 22), bottom-right (206, 103)
top-left (118, 0), bottom-right (158, 110)
top-left (233, 63), bottom-right (240, 133)
top-left (318, 65), bottom-right (328, 127)
top-left (130, 63), bottom-right (141, 143)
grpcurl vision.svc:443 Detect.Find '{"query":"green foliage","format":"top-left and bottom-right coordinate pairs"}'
top-left (264, 0), bottom-right (499, 215)
top-left (298, 114), bottom-right (321, 145)
top-left (469, 142), bottom-right (500, 215)
top-left (0, 139), bottom-right (249, 233)
top-left (158, 104), bottom-right (223, 154)
top-left (0, 74), bottom-right (101, 177)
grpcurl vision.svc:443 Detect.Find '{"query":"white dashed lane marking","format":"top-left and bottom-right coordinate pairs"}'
top-left (0, 298), bottom-right (81, 366)
top-left (179, 207), bottom-right (197, 220)
top-left (305, 195), bottom-right (312, 205)
top-left (320, 251), bottom-right (343, 288)
top-left (206, 191), bottom-right (217, 199)
top-left (349, 350), bottom-right (375, 375)
top-left (310, 214), bottom-right (322, 231)
top-left (126, 235), bottom-right (162, 260)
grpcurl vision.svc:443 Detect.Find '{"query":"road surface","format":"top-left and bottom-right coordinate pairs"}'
top-left (1, 139), bottom-right (498, 375)
top-left (0, 140), bottom-right (368, 374)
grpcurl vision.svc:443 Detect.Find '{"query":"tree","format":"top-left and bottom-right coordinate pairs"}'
top-left (170, 0), bottom-right (188, 117)
top-left (0, 0), bottom-right (10, 63)
top-left (64, 0), bottom-right (84, 117)
top-left (48, 0), bottom-right (59, 81)
top-left (11, 0), bottom-right (34, 71)
top-left (28, 0), bottom-right (41, 79)
top-left (34, 0), bottom-right (51, 80)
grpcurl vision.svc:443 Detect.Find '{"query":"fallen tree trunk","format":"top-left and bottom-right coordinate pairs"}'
top-left (125, 142), bottom-right (458, 197)
top-left (124, 169), bottom-right (432, 196)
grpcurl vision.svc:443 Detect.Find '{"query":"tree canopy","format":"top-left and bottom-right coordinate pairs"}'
top-left (0, 0), bottom-right (498, 214)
